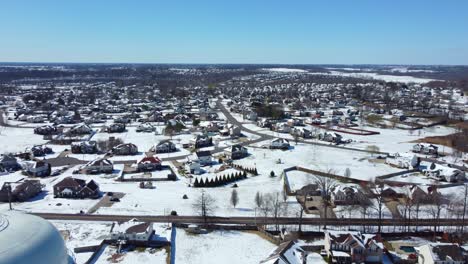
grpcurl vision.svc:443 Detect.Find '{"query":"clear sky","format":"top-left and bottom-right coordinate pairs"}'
top-left (1, 0), bottom-right (467, 65)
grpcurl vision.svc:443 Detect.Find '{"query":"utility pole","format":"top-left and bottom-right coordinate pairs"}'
top-left (462, 184), bottom-right (467, 233)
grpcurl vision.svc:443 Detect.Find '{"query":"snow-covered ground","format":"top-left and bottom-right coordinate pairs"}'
top-left (263, 68), bottom-right (308, 73)
top-left (175, 228), bottom-right (276, 264)
top-left (50, 220), bottom-right (170, 264)
top-left (0, 126), bottom-right (48, 153)
top-left (235, 142), bottom-right (401, 182)
top-left (310, 70), bottom-right (437, 84)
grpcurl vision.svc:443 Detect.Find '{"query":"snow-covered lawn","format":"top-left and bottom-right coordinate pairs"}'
top-left (0, 126), bottom-right (47, 153)
top-left (50, 220), bottom-right (170, 264)
top-left (344, 125), bottom-right (457, 154)
top-left (235, 143), bottom-right (401, 182)
top-left (175, 228), bottom-right (276, 264)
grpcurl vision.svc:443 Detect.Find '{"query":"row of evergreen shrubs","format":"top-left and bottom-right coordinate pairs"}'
top-left (231, 164), bottom-right (259, 176)
top-left (193, 171), bottom-right (247, 188)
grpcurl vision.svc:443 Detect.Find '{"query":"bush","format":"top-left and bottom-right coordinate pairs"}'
top-left (170, 210), bottom-right (178, 216)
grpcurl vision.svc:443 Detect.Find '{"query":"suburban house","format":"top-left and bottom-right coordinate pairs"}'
top-left (0, 180), bottom-right (43, 202)
top-left (422, 162), bottom-right (466, 182)
top-left (291, 127), bottom-right (313, 138)
top-left (137, 156), bottom-right (162, 171)
top-left (224, 144), bottom-right (248, 160)
top-left (29, 145), bottom-right (53, 157)
top-left (257, 118), bottom-right (272, 128)
top-left (219, 124), bottom-right (241, 138)
top-left (84, 158), bottom-right (113, 174)
top-left (274, 122), bottom-right (291, 133)
top-left (152, 140), bottom-right (177, 153)
top-left (260, 240), bottom-right (305, 264)
top-left (71, 141), bottom-right (98, 154)
top-left (21, 160), bottom-right (51, 177)
top-left (332, 186), bottom-right (365, 206)
top-left (195, 151), bottom-right (212, 166)
top-left (112, 143), bottom-right (138, 155)
top-left (0, 154), bottom-right (20, 171)
top-left (270, 138), bottom-right (290, 149)
top-left (66, 123), bottom-right (93, 135)
top-left (34, 125), bottom-right (57, 135)
top-left (136, 122), bottom-right (155, 132)
top-left (325, 230), bottom-right (384, 263)
top-left (416, 243), bottom-right (467, 264)
top-left (193, 134), bottom-right (213, 148)
top-left (187, 161), bottom-right (202, 175)
top-left (319, 132), bottom-right (343, 144)
top-left (408, 185), bottom-right (440, 204)
top-left (109, 219), bottom-right (154, 242)
top-left (386, 152), bottom-right (420, 169)
top-left (53, 177), bottom-right (100, 199)
top-left (412, 143), bottom-right (439, 155)
top-left (106, 123), bottom-right (126, 133)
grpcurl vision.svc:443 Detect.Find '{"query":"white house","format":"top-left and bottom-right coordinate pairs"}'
top-left (260, 240), bottom-right (305, 264)
top-left (187, 161), bottom-right (201, 175)
top-left (195, 151), bottom-right (212, 166)
top-left (84, 158), bottom-right (113, 174)
top-left (110, 219), bottom-right (154, 242)
top-left (386, 152), bottom-right (419, 169)
top-left (423, 163), bottom-right (466, 183)
top-left (136, 122), bottom-right (155, 132)
top-left (270, 138), bottom-right (290, 149)
top-left (412, 143), bottom-right (438, 155)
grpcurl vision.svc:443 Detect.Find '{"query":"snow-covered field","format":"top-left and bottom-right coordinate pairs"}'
top-left (0, 126), bottom-right (48, 153)
top-left (311, 70), bottom-right (437, 84)
top-left (175, 228), bottom-right (276, 264)
top-left (235, 142), bottom-right (401, 181)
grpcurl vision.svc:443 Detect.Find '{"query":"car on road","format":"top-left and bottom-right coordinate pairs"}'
top-left (110, 197), bottom-right (120, 202)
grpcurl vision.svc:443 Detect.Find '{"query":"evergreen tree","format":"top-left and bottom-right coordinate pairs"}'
top-left (194, 178), bottom-right (200, 187)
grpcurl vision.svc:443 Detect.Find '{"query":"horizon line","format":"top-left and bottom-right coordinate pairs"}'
top-left (0, 61), bottom-right (467, 67)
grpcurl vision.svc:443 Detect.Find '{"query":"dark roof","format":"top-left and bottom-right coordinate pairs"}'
top-left (432, 245), bottom-right (465, 262)
top-left (86, 180), bottom-right (99, 191)
top-left (125, 222), bottom-right (151, 234)
top-left (54, 177), bottom-right (86, 188)
top-left (196, 151), bottom-right (211, 157)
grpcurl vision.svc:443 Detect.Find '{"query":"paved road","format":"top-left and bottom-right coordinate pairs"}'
top-left (32, 212), bottom-right (468, 227)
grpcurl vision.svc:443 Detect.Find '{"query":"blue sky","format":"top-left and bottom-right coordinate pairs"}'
top-left (1, 0), bottom-right (467, 65)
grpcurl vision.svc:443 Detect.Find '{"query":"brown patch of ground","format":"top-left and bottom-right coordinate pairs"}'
top-left (414, 131), bottom-right (468, 153)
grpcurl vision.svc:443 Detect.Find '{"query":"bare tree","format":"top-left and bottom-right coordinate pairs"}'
top-left (230, 189), bottom-right (239, 208)
top-left (312, 174), bottom-right (338, 229)
top-left (462, 185), bottom-right (468, 233)
top-left (254, 191), bottom-right (263, 208)
top-left (357, 193), bottom-right (372, 232)
top-left (368, 183), bottom-right (385, 234)
top-left (366, 145), bottom-right (380, 157)
top-left (264, 192), bottom-right (287, 231)
top-left (398, 189), bottom-right (415, 232)
top-left (193, 191), bottom-right (217, 223)
top-left (426, 193), bottom-right (447, 233)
